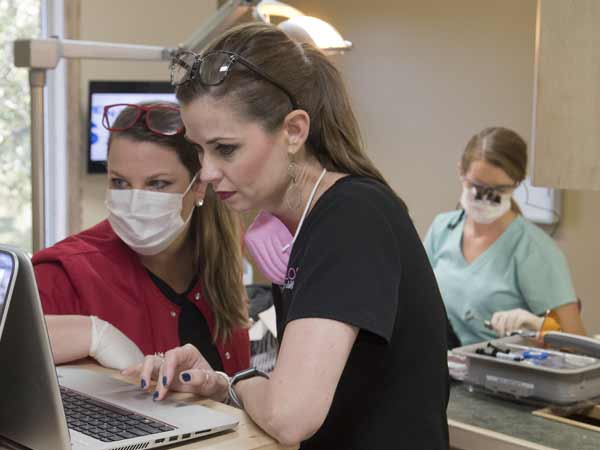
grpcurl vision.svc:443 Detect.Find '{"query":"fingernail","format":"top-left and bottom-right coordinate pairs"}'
top-left (162, 376), bottom-right (167, 386)
top-left (153, 391), bottom-right (159, 400)
top-left (182, 372), bottom-right (191, 382)
top-left (140, 379), bottom-right (146, 389)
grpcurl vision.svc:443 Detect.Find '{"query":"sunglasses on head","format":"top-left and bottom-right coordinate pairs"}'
top-left (170, 50), bottom-right (298, 110)
top-left (102, 103), bottom-right (184, 136)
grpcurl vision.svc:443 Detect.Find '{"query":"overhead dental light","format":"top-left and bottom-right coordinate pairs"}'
top-left (254, 1), bottom-right (352, 53)
top-left (184, 0), bottom-right (352, 53)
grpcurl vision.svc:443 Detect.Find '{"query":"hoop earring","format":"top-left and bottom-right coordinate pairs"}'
top-left (286, 153), bottom-right (302, 211)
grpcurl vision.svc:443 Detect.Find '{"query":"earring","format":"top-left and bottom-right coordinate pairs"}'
top-left (286, 152), bottom-right (302, 210)
top-left (196, 199), bottom-right (204, 207)
top-left (288, 159), bottom-right (298, 185)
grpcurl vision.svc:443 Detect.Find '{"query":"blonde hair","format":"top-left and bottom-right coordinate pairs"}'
top-left (109, 103), bottom-right (247, 342)
top-left (195, 186), bottom-right (247, 342)
top-left (460, 127), bottom-right (527, 213)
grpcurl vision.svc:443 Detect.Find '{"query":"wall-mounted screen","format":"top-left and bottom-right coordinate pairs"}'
top-left (87, 80), bottom-right (177, 173)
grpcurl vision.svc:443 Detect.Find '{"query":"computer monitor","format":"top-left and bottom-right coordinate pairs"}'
top-left (87, 80), bottom-right (177, 173)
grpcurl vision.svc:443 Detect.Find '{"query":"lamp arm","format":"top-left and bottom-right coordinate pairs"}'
top-left (14, 37), bottom-right (172, 70)
top-left (181, 0), bottom-right (259, 52)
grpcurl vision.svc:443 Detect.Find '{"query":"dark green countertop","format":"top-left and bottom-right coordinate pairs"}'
top-left (448, 382), bottom-right (600, 450)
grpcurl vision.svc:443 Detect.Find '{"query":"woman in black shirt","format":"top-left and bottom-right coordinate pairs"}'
top-left (137, 22), bottom-right (449, 449)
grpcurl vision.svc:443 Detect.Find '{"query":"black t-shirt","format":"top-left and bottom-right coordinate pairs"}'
top-left (148, 271), bottom-right (224, 372)
top-left (273, 176), bottom-right (449, 450)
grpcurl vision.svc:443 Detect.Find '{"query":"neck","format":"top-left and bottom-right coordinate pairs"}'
top-left (138, 229), bottom-right (197, 290)
top-left (466, 209), bottom-right (518, 237)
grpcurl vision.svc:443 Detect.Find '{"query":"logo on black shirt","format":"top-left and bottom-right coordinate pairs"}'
top-left (283, 266), bottom-right (298, 291)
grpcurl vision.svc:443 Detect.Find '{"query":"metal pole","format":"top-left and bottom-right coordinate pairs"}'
top-left (29, 69), bottom-right (46, 252)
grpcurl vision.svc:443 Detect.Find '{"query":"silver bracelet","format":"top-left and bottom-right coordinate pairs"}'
top-left (227, 367), bottom-right (270, 409)
top-left (228, 383), bottom-right (244, 409)
top-left (214, 371), bottom-right (231, 404)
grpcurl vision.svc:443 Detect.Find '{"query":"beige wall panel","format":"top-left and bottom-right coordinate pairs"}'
top-left (553, 190), bottom-right (600, 332)
top-left (532, 0), bottom-right (600, 190)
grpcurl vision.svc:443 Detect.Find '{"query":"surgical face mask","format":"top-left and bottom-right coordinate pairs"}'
top-left (460, 185), bottom-right (511, 224)
top-left (243, 210), bottom-right (292, 285)
top-left (105, 175), bottom-right (197, 256)
top-left (244, 168), bottom-right (327, 285)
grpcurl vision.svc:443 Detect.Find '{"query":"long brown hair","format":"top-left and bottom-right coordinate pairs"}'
top-left (460, 127), bottom-right (527, 213)
top-left (176, 22), bottom-right (396, 194)
top-left (108, 102), bottom-right (247, 342)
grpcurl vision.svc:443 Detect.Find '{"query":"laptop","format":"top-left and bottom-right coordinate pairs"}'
top-left (0, 245), bottom-right (239, 450)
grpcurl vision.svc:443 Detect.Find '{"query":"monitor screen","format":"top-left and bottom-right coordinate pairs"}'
top-left (87, 81), bottom-right (177, 173)
top-left (0, 251), bottom-right (16, 330)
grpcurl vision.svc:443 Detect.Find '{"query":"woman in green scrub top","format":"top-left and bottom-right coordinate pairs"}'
top-left (424, 127), bottom-right (586, 347)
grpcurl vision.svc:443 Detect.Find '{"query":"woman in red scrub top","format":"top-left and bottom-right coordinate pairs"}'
top-left (33, 102), bottom-right (249, 375)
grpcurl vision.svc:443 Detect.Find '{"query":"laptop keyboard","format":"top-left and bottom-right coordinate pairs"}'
top-left (60, 386), bottom-right (176, 443)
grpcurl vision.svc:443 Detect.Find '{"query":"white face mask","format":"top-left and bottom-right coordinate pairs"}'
top-left (460, 185), bottom-right (511, 224)
top-left (105, 175), bottom-right (198, 256)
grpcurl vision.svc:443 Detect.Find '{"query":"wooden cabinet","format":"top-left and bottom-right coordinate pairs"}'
top-left (531, 0), bottom-right (600, 190)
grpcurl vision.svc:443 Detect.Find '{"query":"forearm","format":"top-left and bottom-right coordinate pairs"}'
top-left (45, 315), bottom-right (92, 364)
top-left (557, 313), bottom-right (587, 336)
top-left (235, 377), bottom-right (309, 446)
top-left (235, 378), bottom-right (278, 435)
top-left (553, 303), bottom-right (587, 336)
top-left (234, 319), bottom-right (356, 446)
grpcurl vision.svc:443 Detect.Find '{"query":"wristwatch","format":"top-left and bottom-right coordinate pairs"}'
top-left (228, 367), bottom-right (270, 409)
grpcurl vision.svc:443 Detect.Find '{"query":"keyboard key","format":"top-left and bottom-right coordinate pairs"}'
top-left (118, 431), bottom-right (137, 439)
top-left (128, 427), bottom-right (152, 437)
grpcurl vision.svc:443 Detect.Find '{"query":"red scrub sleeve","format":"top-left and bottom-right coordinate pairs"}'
top-left (34, 262), bottom-right (82, 315)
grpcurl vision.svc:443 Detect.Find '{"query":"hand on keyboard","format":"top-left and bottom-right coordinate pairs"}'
top-left (122, 343), bottom-right (229, 403)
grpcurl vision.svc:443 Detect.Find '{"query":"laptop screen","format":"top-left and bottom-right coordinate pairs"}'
top-left (0, 250), bottom-right (15, 325)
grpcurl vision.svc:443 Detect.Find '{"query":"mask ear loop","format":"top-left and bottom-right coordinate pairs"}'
top-left (282, 168), bottom-right (328, 252)
top-left (184, 173), bottom-right (204, 207)
top-left (183, 173), bottom-right (199, 196)
top-left (182, 173), bottom-right (201, 218)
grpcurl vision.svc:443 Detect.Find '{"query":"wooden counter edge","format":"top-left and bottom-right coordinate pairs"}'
top-left (448, 419), bottom-right (557, 450)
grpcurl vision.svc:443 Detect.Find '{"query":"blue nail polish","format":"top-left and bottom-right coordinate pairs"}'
top-left (153, 391), bottom-right (159, 400)
top-left (162, 376), bottom-right (167, 386)
top-left (182, 372), bottom-right (191, 382)
top-left (140, 379), bottom-right (146, 389)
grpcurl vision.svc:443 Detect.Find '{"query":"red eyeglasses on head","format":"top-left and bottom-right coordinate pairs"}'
top-left (102, 103), bottom-right (184, 136)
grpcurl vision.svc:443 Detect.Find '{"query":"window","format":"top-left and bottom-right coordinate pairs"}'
top-left (0, 0), bottom-right (41, 252)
